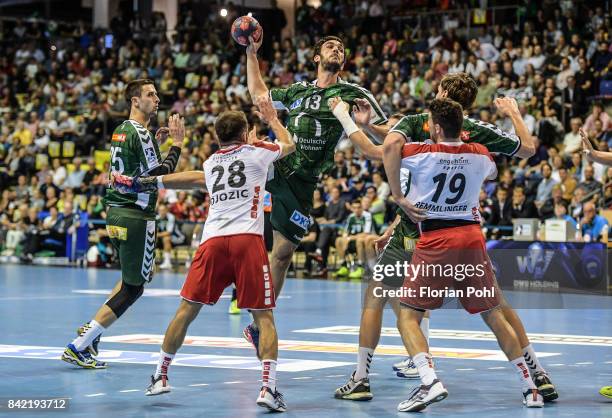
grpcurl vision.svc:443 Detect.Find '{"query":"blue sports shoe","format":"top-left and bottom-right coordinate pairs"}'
top-left (243, 323), bottom-right (260, 359)
top-left (62, 344), bottom-right (107, 369)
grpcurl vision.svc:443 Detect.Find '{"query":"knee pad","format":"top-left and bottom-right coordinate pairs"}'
top-left (105, 282), bottom-right (144, 318)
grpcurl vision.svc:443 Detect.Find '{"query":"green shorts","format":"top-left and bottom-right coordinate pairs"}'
top-left (266, 168), bottom-right (316, 246)
top-left (374, 219), bottom-right (419, 288)
top-left (106, 207), bottom-right (157, 286)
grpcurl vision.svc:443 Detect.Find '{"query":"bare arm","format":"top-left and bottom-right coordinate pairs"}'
top-left (581, 128), bottom-right (612, 165)
top-left (329, 97), bottom-right (382, 160)
top-left (158, 170), bottom-right (206, 190)
top-left (494, 97), bottom-right (535, 158)
top-left (383, 132), bottom-right (408, 201)
top-left (382, 132), bottom-right (427, 222)
top-left (246, 36), bottom-right (268, 99)
top-left (254, 95), bottom-right (296, 158)
top-left (365, 123), bottom-right (390, 141)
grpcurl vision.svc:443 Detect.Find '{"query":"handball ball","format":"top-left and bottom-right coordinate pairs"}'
top-left (231, 15), bottom-right (262, 46)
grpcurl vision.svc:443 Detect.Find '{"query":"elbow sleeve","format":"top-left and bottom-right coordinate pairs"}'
top-left (148, 146), bottom-right (181, 176)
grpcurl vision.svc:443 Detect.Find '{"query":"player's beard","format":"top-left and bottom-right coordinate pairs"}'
top-left (321, 57), bottom-right (342, 73)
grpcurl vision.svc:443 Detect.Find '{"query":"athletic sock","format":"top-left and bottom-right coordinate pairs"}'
top-left (72, 320), bottom-right (105, 352)
top-left (420, 317), bottom-right (430, 347)
top-left (522, 344), bottom-right (546, 374)
top-left (511, 356), bottom-right (537, 391)
top-left (367, 258), bottom-right (376, 271)
top-left (163, 252), bottom-right (171, 263)
top-left (354, 347), bottom-right (374, 380)
top-left (262, 359), bottom-right (277, 391)
top-left (413, 352), bottom-right (437, 386)
top-left (155, 350), bottom-right (175, 379)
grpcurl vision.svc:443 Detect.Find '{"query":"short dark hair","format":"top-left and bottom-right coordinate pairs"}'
top-left (124, 78), bottom-right (155, 104)
top-left (440, 73), bottom-right (478, 109)
top-left (214, 111), bottom-right (248, 144)
top-left (429, 98), bottom-right (463, 139)
top-left (313, 35), bottom-right (344, 60)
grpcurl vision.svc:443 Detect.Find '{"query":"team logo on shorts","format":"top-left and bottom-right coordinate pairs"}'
top-left (106, 225), bottom-right (127, 240)
top-left (290, 210), bottom-right (310, 232)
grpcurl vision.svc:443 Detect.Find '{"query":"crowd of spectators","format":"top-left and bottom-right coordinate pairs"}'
top-left (0, 0), bottom-right (610, 270)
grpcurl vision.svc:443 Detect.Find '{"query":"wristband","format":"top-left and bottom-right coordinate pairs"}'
top-left (157, 176), bottom-right (165, 189)
top-left (332, 105), bottom-right (360, 137)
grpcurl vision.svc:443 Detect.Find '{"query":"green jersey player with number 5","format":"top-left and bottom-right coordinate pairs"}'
top-left (242, 34), bottom-right (388, 355)
top-left (62, 79), bottom-right (185, 369)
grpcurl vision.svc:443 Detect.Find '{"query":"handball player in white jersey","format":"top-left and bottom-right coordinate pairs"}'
top-left (391, 98), bottom-right (544, 412)
top-left (112, 96), bottom-right (294, 412)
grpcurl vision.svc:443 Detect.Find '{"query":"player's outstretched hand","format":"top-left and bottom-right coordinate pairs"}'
top-left (155, 126), bottom-right (170, 143)
top-left (397, 197), bottom-right (427, 223)
top-left (580, 128), bottom-right (595, 160)
top-left (494, 96), bottom-right (520, 116)
top-left (246, 33), bottom-right (263, 55)
top-left (352, 98), bottom-right (372, 126)
top-left (168, 114), bottom-right (185, 147)
top-left (254, 95), bottom-right (278, 124)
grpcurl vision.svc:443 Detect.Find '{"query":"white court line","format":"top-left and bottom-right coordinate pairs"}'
top-left (488, 367), bottom-right (506, 370)
top-left (291, 377), bottom-right (312, 380)
top-left (85, 393), bottom-right (106, 397)
top-left (222, 381), bottom-right (243, 385)
top-left (294, 326), bottom-right (612, 347)
top-left (575, 362), bottom-right (594, 365)
top-left (189, 383), bottom-right (210, 387)
top-left (119, 389), bottom-right (140, 393)
top-left (548, 363), bottom-right (565, 366)
top-left (605, 361), bottom-right (612, 364)
top-left (325, 375), bottom-right (346, 378)
top-left (456, 368), bottom-right (475, 371)
top-left (101, 334), bottom-right (559, 362)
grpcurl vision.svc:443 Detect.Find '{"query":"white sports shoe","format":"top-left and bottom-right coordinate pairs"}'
top-left (145, 375), bottom-right (171, 396)
top-left (256, 386), bottom-right (287, 412)
top-left (393, 357), bottom-right (412, 371)
top-left (159, 260), bottom-right (173, 270)
top-left (397, 379), bottom-right (448, 412)
top-left (523, 389), bottom-right (544, 408)
top-left (396, 361), bottom-right (420, 379)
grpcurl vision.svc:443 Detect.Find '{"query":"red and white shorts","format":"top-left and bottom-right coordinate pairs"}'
top-left (400, 223), bottom-right (500, 314)
top-left (181, 234), bottom-right (275, 310)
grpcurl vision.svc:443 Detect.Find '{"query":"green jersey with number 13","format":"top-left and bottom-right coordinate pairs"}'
top-left (270, 79), bottom-right (387, 182)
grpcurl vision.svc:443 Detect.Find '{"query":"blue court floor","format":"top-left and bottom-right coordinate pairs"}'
top-left (0, 264), bottom-right (611, 417)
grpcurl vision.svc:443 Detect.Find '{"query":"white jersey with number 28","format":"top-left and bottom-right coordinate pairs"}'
top-left (201, 142), bottom-right (281, 243)
top-left (401, 142), bottom-right (497, 223)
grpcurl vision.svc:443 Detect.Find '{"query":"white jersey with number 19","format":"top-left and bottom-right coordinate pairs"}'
top-left (401, 142), bottom-right (497, 223)
top-left (201, 142), bottom-right (281, 243)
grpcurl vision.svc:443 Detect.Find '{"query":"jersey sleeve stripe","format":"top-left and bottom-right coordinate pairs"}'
top-left (253, 141), bottom-right (281, 152)
top-left (508, 134), bottom-right (522, 157)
